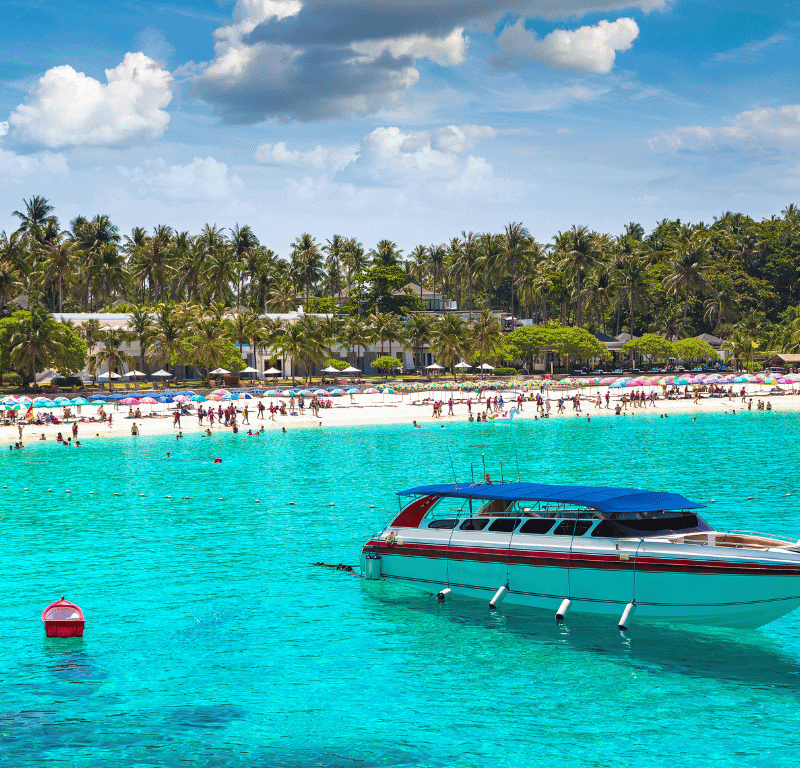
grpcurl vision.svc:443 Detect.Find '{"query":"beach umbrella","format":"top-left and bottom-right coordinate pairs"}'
top-left (151, 369), bottom-right (173, 378)
top-left (97, 371), bottom-right (121, 380)
top-left (71, 397), bottom-right (89, 406)
top-left (212, 389), bottom-right (229, 396)
top-left (320, 366), bottom-right (342, 373)
top-left (4, 403), bottom-right (20, 411)
top-left (88, 394), bottom-right (107, 401)
top-left (123, 370), bottom-right (147, 379)
top-left (140, 396), bottom-right (157, 404)
top-left (263, 367), bottom-right (281, 376)
top-left (249, 389), bottom-right (265, 395)
top-left (52, 397), bottom-right (71, 406)
top-left (425, 363), bottom-right (444, 371)
top-left (157, 396), bottom-right (175, 404)
top-left (454, 362), bottom-right (472, 369)
top-left (173, 395), bottom-right (190, 403)
top-left (600, 377), bottom-right (617, 385)
top-left (207, 393), bottom-right (222, 401)
top-left (346, 387), bottom-right (363, 394)
top-left (364, 387), bottom-right (380, 394)
top-left (174, 390), bottom-right (196, 396)
top-left (239, 366), bottom-right (259, 375)
top-left (190, 395), bottom-right (207, 402)
top-left (107, 393), bottom-right (128, 400)
top-left (121, 397), bottom-right (140, 405)
top-left (383, 387), bottom-right (396, 394)
top-left (341, 366), bottom-right (361, 374)
top-left (265, 390), bottom-right (277, 397)
top-left (609, 380), bottom-right (625, 388)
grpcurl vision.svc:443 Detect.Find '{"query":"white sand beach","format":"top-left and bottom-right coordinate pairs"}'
top-left (3, 384), bottom-right (798, 446)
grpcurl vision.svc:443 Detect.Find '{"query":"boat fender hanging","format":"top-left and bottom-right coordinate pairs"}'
top-left (437, 587), bottom-right (452, 602)
top-left (489, 585), bottom-right (508, 609)
top-left (556, 598), bottom-right (572, 621)
top-left (619, 602), bottom-right (636, 630)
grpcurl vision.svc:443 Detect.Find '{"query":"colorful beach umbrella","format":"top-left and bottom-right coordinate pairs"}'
top-left (190, 395), bottom-right (207, 402)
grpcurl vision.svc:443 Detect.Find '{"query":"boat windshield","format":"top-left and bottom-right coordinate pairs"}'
top-left (413, 495), bottom-right (710, 536)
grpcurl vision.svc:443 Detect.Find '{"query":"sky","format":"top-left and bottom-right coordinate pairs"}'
top-left (1, 0), bottom-right (799, 254)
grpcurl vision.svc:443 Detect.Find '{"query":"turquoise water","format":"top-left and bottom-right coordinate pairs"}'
top-left (3, 411), bottom-right (800, 766)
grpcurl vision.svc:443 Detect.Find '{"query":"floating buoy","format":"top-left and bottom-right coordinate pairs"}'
top-left (254, 500), bottom-right (260, 503)
top-left (556, 598), bottom-right (572, 622)
top-left (114, 492), bottom-right (119, 496)
top-left (619, 601), bottom-right (636, 630)
top-left (139, 493), bottom-right (145, 497)
top-left (437, 587), bottom-right (452, 602)
top-left (42, 596), bottom-right (85, 638)
top-left (214, 458), bottom-right (222, 464)
top-left (65, 490), bottom-right (70, 494)
top-left (747, 496), bottom-right (753, 500)
top-left (710, 499), bottom-right (716, 503)
top-left (489, 585), bottom-right (508, 609)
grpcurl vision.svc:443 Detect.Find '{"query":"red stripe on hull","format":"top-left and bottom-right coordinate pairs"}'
top-left (363, 540), bottom-right (800, 577)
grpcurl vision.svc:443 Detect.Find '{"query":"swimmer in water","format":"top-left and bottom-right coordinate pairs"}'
top-left (166, 452), bottom-right (172, 458)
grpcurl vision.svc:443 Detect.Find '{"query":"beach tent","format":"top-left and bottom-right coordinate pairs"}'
top-left (209, 368), bottom-right (230, 376)
top-left (123, 370), bottom-right (147, 378)
top-left (98, 372), bottom-right (121, 380)
top-left (263, 367), bottom-right (281, 376)
top-left (341, 366), bottom-right (361, 373)
top-left (455, 362), bottom-right (472, 369)
top-left (239, 366), bottom-right (259, 379)
top-left (151, 369), bottom-right (173, 378)
top-left (425, 363), bottom-right (445, 370)
top-left (321, 366), bottom-right (342, 373)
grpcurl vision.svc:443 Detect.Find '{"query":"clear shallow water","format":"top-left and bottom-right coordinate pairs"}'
top-left (2, 411), bottom-right (800, 766)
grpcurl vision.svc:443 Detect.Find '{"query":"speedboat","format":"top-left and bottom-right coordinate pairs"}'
top-left (360, 481), bottom-right (800, 629)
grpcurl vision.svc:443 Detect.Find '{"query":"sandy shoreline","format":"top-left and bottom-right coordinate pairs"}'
top-left (3, 385), bottom-right (799, 446)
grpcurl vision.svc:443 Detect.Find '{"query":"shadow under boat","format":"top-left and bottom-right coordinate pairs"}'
top-left (362, 582), bottom-right (800, 692)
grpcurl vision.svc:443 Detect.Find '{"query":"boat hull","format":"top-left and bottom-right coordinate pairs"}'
top-left (361, 531), bottom-right (800, 629)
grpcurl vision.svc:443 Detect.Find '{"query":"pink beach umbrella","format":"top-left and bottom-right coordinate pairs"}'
top-left (363, 388), bottom-right (380, 394)
top-left (121, 397), bottom-right (139, 405)
top-left (173, 395), bottom-right (190, 403)
top-left (139, 396), bottom-right (157, 404)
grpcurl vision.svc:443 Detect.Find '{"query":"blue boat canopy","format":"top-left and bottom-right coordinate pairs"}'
top-left (397, 482), bottom-right (704, 514)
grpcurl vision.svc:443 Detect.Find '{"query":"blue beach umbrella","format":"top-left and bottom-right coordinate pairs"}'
top-left (88, 394), bottom-right (107, 401)
top-left (53, 397), bottom-right (71, 406)
top-left (249, 389), bottom-right (265, 395)
top-left (190, 395), bottom-right (207, 402)
top-left (71, 397), bottom-right (89, 405)
top-left (157, 396), bottom-right (175, 404)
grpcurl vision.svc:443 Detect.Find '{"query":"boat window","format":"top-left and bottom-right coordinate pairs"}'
top-left (489, 518), bottom-right (520, 533)
top-left (421, 495), bottom-right (471, 523)
top-left (518, 519), bottom-right (556, 535)
top-left (460, 518), bottom-right (490, 531)
top-left (614, 514), bottom-right (699, 532)
top-left (478, 499), bottom-right (512, 517)
top-left (428, 518), bottom-right (458, 530)
top-left (553, 520), bottom-right (593, 536)
top-left (590, 521), bottom-right (618, 537)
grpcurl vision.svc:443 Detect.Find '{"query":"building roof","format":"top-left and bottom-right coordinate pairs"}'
top-left (695, 333), bottom-right (724, 347)
top-left (594, 332), bottom-right (617, 343)
top-left (398, 482), bottom-right (704, 514)
top-left (615, 333), bottom-right (638, 342)
top-left (392, 282), bottom-right (442, 298)
top-left (771, 354), bottom-right (800, 363)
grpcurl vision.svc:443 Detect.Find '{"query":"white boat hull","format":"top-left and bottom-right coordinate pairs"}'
top-left (361, 529), bottom-right (800, 629)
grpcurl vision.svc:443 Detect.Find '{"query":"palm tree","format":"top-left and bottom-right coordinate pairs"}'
top-left (13, 195), bottom-right (56, 243)
top-left (369, 310), bottom-right (394, 356)
top-left (369, 239), bottom-right (403, 268)
top-left (612, 253), bottom-right (649, 336)
top-left (229, 224), bottom-right (259, 306)
top-left (406, 314), bottom-right (431, 369)
top-left (453, 231), bottom-right (480, 318)
top-left (292, 233), bottom-right (324, 308)
top-left (555, 225), bottom-right (596, 328)
top-left (225, 310), bottom-right (259, 360)
top-left (149, 304), bottom-right (183, 377)
top-left (38, 233), bottom-right (77, 312)
top-left (663, 230), bottom-right (709, 329)
top-left (272, 321), bottom-right (306, 384)
top-left (0, 259), bottom-right (20, 315)
top-left (188, 315), bottom-right (227, 377)
top-left (338, 316), bottom-right (373, 369)
top-left (8, 305), bottom-right (65, 389)
top-left (429, 314), bottom-right (469, 379)
top-left (478, 233), bottom-right (503, 312)
top-left (323, 235), bottom-right (346, 296)
top-left (92, 328), bottom-right (135, 390)
top-left (471, 310), bottom-right (503, 369)
top-left (268, 280), bottom-right (297, 312)
top-left (342, 238), bottom-right (367, 292)
top-left (502, 222), bottom-right (531, 319)
top-left (428, 244), bottom-right (446, 311)
top-left (128, 305), bottom-right (153, 373)
top-left (727, 311), bottom-right (769, 371)
top-left (89, 243), bottom-right (128, 308)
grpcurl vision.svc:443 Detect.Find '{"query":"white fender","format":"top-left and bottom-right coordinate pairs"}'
top-left (556, 598), bottom-right (572, 621)
top-left (619, 602), bottom-right (636, 630)
top-left (437, 587), bottom-right (452, 601)
top-left (489, 585), bottom-right (508, 609)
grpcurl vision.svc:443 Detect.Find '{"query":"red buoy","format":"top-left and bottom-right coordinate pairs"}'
top-left (42, 596), bottom-right (85, 638)
top-left (214, 458), bottom-right (222, 464)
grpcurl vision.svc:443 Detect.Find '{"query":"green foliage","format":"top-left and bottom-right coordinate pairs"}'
top-left (307, 297), bottom-right (337, 313)
top-left (623, 333), bottom-right (673, 360)
top-left (372, 355), bottom-right (402, 373)
top-left (549, 325), bottom-right (611, 362)
top-left (672, 337), bottom-right (716, 361)
top-left (352, 266), bottom-right (423, 314)
top-left (493, 367), bottom-right (519, 375)
top-left (52, 324), bottom-right (88, 375)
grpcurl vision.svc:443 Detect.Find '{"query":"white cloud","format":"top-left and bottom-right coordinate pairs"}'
top-left (125, 156), bottom-right (243, 199)
top-left (352, 28), bottom-right (469, 67)
top-left (713, 33), bottom-right (789, 64)
top-left (7, 53), bottom-right (173, 148)
top-left (650, 104), bottom-right (800, 154)
top-left (0, 149), bottom-right (68, 176)
top-left (254, 142), bottom-right (358, 170)
top-left (338, 124), bottom-right (496, 186)
top-left (493, 17), bottom-right (639, 73)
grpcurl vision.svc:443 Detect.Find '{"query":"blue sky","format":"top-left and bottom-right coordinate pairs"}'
top-left (1, 0), bottom-right (799, 253)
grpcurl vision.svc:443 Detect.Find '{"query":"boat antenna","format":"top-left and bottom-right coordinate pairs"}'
top-left (446, 444), bottom-right (459, 489)
top-left (470, 463), bottom-right (475, 484)
top-left (481, 453), bottom-right (487, 483)
top-left (500, 460), bottom-right (504, 483)
top-left (511, 431), bottom-right (521, 482)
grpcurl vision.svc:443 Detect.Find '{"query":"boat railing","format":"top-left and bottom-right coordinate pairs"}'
top-left (666, 530), bottom-right (800, 550)
top-left (723, 529), bottom-right (800, 547)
